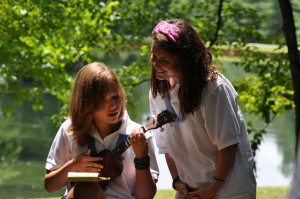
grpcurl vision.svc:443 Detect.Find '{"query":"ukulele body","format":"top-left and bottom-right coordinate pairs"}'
top-left (68, 110), bottom-right (173, 190)
top-left (97, 149), bottom-right (124, 189)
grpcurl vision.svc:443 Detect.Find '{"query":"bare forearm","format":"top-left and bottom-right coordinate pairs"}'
top-left (135, 169), bottom-right (156, 199)
top-left (165, 153), bottom-right (178, 179)
top-left (187, 144), bottom-right (239, 198)
top-left (44, 160), bottom-right (73, 192)
top-left (214, 144), bottom-right (238, 181)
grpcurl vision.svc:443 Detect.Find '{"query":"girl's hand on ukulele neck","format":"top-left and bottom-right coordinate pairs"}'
top-left (130, 128), bottom-right (149, 159)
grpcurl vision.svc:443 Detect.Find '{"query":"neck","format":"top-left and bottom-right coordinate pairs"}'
top-left (169, 78), bottom-right (179, 89)
top-left (94, 121), bottom-right (122, 139)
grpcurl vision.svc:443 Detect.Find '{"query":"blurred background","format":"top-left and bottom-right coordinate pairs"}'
top-left (0, 0), bottom-right (299, 198)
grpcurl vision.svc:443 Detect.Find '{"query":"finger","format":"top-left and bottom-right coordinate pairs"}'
top-left (83, 156), bottom-right (103, 162)
top-left (75, 150), bottom-right (90, 159)
top-left (130, 135), bottom-right (137, 145)
top-left (85, 166), bottom-right (101, 172)
top-left (89, 162), bottom-right (104, 169)
top-left (84, 149), bottom-right (91, 156)
top-left (185, 192), bottom-right (196, 198)
top-left (178, 186), bottom-right (188, 196)
top-left (137, 134), bottom-right (145, 144)
top-left (92, 156), bottom-right (103, 161)
top-left (138, 127), bottom-right (145, 134)
top-left (131, 127), bottom-right (139, 135)
top-left (138, 137), bottom-right (143, 144)
top-left (182, 189), bottom-right (188, 196)
top-left (82, 161), bottom-right (103, 172)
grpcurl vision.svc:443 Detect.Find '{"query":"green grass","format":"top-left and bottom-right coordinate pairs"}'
top-left (16, 187), bottom-right (290, 199)
top-left (154, 187), bottom-right (289, 199)
top-left (0, 159), bottom-right (290, 198)
top-left (0, 161), bottom-right (65, 198)
top-left (257, 186), bottom-right (289, 199)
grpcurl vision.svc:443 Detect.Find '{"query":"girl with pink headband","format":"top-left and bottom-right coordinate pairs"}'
top-left (148, 18), bottom-right (256, 199)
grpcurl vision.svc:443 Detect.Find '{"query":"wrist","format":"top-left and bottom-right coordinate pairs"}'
top-left (211, 176), bottom-right (224, 190)
top-left (213, 176), bottom-right (225, 183)
top-left (134, 154), bottom-right (150, 170)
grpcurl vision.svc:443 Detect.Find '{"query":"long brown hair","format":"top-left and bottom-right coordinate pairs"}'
top-left (67, 62), bottom-right (126, 146)
top-left (151, 18), bottom-right (220, 114)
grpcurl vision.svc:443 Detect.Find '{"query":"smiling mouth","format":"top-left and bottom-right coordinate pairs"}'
top-left (108, 111), bottom-right (119, 117)
top-left (156, 69), bottom-right (165, 74)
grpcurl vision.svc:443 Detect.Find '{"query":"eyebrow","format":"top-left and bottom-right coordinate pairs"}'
top-left (153, 53), bottom-right (169, 60)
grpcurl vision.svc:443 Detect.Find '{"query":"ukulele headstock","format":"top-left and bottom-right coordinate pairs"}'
top-left (144, 110), bottom-right (174, 131)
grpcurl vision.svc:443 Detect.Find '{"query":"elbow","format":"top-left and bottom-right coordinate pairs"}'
top-left (136, 184), bottom-right (157, 199)
top-left (44, 180), bottom-right (56, 193)
top-left (153, 186), bottom-right (157, 198)
top-left (44, 182), bottom-right (52, 193)
top-left (148, 184), bottom-right (157, 199)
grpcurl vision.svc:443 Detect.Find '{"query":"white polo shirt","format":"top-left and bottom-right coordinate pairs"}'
top-left (46, 111), bottom-right (159, 199)
top-left (150, 74), bottom-right (256, 199)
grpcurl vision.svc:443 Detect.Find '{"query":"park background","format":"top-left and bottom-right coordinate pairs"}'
top-left (1, 0), bottom-right (300, 198)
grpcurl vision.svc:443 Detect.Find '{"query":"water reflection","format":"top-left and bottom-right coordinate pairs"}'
top-left (254, 109), bottom-right (295, 186)
top-left (255, 134), bottom-right (293, 186)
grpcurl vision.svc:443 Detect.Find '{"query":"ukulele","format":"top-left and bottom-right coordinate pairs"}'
top-left (97, 109), bottom-right (174, 189)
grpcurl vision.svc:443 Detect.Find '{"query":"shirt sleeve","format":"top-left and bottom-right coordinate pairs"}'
top-left (45, 122), bottom-right (73, 171)
top-left (202, 84), bottom-right (241, 150)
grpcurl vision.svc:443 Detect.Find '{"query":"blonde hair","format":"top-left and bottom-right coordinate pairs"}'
top-left (67, 62), bottom-right (126, 146)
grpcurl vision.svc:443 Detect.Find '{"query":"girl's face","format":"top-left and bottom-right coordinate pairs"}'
top-left (151, 43), bottom-right (181, 83)
top-left (93, 83), bottom-right (122, 129)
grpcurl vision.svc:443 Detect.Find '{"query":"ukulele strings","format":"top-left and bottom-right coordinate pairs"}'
top-left (102, 139), bottom-right (132, 161)
top-left (101, 115), bottom-right (158, 162)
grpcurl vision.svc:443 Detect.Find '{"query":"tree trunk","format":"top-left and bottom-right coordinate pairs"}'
top-left (278, 0), bottom-right (300, 154)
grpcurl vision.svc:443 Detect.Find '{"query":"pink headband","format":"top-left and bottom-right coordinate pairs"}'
top-left (152, 21), bottom-right (180, 43)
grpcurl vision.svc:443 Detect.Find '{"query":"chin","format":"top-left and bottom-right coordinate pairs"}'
top-left (156, 74), bottom-right (167, 81)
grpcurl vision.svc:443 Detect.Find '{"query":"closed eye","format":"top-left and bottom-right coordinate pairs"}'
top-left (112, 94), bottom-right (120, 100)
top-left (161, 59), bottom-right (169, 63)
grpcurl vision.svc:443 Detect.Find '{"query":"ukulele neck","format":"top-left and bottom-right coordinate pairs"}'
top-left (104, 110), bottom-right (173, 162)
top-left (105, 124), bottom-right (150, 161)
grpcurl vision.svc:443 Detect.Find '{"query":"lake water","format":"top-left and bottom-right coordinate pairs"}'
top-left (255, 134), bottom-right (293, 187)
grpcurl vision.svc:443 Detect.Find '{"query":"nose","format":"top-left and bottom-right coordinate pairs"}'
top-left (152, 59), bottom-right (160, 69)
top-left (151, 54), bottom-right (158, 67)
top-left (109, 99), bottom-right (117, 109)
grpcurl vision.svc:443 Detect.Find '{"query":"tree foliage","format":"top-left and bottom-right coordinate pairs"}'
top-left (0, 0), bottom-right (298, 162)
top-left (0, 0), bottom-right (171, 120)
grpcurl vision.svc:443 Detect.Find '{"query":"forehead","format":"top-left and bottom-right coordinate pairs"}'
top-left (151, 44), bottom-right (176, 58)
top-left (106, 79), bottom-right (119, 92)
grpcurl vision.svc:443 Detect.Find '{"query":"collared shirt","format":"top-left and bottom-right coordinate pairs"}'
top-left (150, 74), bottom-right (256, 199)
top-left (46, 111), bottom-right (159, 199)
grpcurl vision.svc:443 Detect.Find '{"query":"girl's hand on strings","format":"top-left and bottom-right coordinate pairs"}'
top-left (70, 149), bottom-right (103, 172)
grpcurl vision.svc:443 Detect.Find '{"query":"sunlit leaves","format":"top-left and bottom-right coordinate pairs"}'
top-left (0, 0), bottom-right (170, 122)
top-left (0, 0), bottom-right (296, 161)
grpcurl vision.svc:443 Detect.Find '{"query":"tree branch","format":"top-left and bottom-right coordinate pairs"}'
top-left (123, 78), bottom-right (150, 87)
top-left (208, 0), bottom-right (224, 49)
top-left (278, 0), bottom-right (300, 153)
